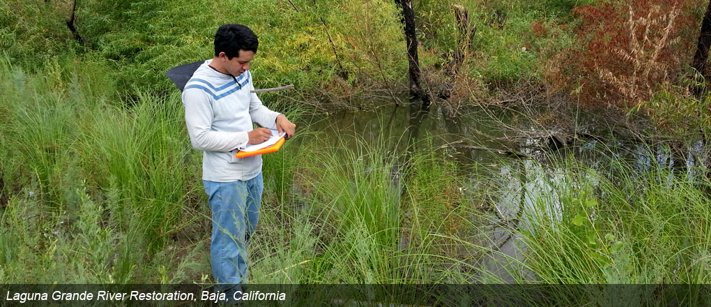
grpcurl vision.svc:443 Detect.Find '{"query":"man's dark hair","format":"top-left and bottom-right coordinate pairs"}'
top-left (214, 24), bottom-right (259, 59)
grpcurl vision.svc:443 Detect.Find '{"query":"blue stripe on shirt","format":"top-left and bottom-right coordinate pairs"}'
top-left (184, 84), bottom-right (218, 100)
top-left (185, 73), bottom-right (251, 101)
top-left (189, 78), bottom-right (235, 92)
top-left (187, 72), bottom-right (248, 92)
top-left (215, 74), bottom-right (251, 100)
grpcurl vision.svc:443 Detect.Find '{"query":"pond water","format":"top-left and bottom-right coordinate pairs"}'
top-left (306, 103), bottom-right (708, 282)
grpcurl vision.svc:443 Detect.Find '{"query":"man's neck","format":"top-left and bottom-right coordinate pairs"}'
top-left (208, 57), bottom-right (229, 75)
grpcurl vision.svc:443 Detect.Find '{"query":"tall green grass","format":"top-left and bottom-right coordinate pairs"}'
top-left (302, 131), bottom-right (403, 283)
top-left (251, 126), bottom-right (479, 284)
top-left (0, 56), bottom-right (205, 283)
top-left (3, 52), bottom-right (711, 292)
top-left (518, 155), bottom-right (711, 285)
top-left (0, 55), bottom-right (482, 285)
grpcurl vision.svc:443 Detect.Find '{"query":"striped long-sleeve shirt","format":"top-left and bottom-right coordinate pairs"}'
top-left (182, 60), bottom-right (281, 182)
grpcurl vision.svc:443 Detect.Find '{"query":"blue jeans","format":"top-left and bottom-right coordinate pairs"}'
top-left (203, 173), bottom-right (263, 285)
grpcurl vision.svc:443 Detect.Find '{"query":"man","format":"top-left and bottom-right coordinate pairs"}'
top-left (181, 24), bottom-right (296, 290)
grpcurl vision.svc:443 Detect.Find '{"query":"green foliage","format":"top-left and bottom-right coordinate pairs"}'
top-left (0, 56), bottom-right (204, 282)
top-left (521, 158), bottom-right (711, 284)
top-left (3, 0), bottom-right (711, 289)
top-left (412, 0), bottom-right (582, 86)
top-left (297, 130), bottom-right (403, 282)
top-left (414, 0), bottom-right (464, 51)
top-left (78, 0), bottom-right (218, 95)
top-left (536, 0), bottom-right (598, 17)
top-left (249, 125), bottom-right (478, 284)
top-left (635, 83), bottom-right (711, 139)
top-left (72, 0), bottom-right (408, 102)
top-left (470, 1), bottom-right (580, 86)
top-left (1, 0), bottom-right (599, 108)
top-left (472, 12), bottom-right (541, 85)
top-left (405, 139), bottom-right (469, 240)
top-left (0, 1), bottom-right (77, 65)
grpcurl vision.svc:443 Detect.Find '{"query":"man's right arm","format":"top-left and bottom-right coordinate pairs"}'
top-left (182, 89), bottom-right (249, 152)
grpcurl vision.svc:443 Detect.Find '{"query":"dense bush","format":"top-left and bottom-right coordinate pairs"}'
top-left (549, 0), bottom-right (699, 107)
top-left (73, 0), bottom-right (408, 105)
top-left (2, 0), bottom-right (599, 109)
top-left (2, 0), bottom-right (603, 110)
top-left (77, 0), bottom-right (220, 95)
top-left (0, 1), bottom-right (78, 66)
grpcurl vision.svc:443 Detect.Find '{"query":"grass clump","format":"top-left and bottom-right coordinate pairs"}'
top-left (0, 56), bottom-right (206, 283)
top-left (520, 156), bottom-right (711, 285)
top-left (290, 131), bottom-right (404, 283)
top-left (250, 125), bottom-right (482, 284)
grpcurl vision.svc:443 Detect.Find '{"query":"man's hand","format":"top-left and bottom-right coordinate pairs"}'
top-left (275, 114), bottom-right (296, 139)
top-left (247, 128), bottom-right (272, 144)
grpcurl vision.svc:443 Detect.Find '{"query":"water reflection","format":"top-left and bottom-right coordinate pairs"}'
top-left (480, 138), bottom-right (708, 282)
top-left (307, 103), bottom-right (708, 282)
top-left (481, 160), bottom-right (569, 282)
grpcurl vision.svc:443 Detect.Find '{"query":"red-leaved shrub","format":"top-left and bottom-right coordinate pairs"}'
top-left (549, 0), bottom-right (698, 108)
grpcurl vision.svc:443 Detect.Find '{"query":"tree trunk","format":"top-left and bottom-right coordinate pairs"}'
top-left (66, 0), bottom-right (84, 44)
top-left (439, 4), bottom-right (474, 101)
top-left (395, 0), bottom-right (430, 109)
top-left (692, 0), bottom-right (711, 95)
top-left (452, 4), bottom-right (470, 70)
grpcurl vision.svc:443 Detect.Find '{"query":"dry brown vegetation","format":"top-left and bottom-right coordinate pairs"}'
top-left (548, 0), bottom-right (698, 109)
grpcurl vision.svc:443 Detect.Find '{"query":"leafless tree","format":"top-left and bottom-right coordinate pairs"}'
top-left (692, 0), bottom-right (711, 95)
top-left (394, 0), bottom-right (430, 109)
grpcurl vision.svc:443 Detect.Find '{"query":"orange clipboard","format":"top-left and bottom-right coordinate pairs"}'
top-left (234, 136), bottom-right (286, 159)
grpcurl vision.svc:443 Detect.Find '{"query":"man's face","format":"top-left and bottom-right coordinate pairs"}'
top-left (220, 49), bottom-right (254, 76)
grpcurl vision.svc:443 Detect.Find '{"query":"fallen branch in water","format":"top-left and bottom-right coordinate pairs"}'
top-left (251, 84), bottom-right (294, 93)
top-left (437, 141), bottom-right (533, 159)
